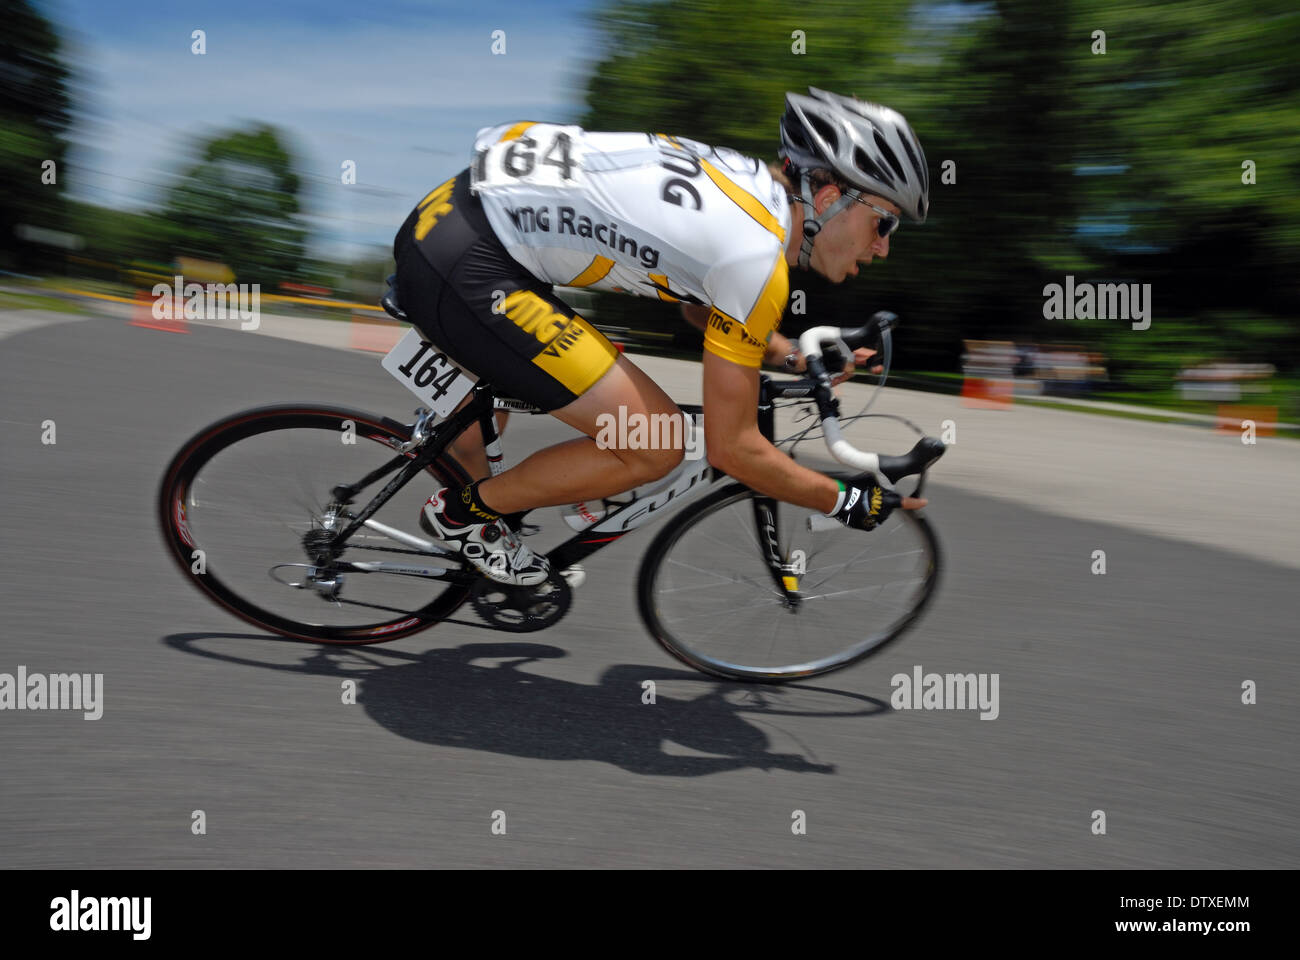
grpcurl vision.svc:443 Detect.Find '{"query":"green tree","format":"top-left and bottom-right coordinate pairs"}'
top-left (0, 0), bottom-right (72, 271)
top-left (577, 0), bottom-right (1083, 369)
top-left (1069, 0), bottom-right (1300, 378)
top-left (158, 125), bottom-right (306, 285)
top-left (578, 0), bottom-right (1300, 380)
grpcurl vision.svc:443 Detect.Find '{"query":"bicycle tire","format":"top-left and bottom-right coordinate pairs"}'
top-left (158, 404), bottom-right (472, 644)
top-left (636, 478), bottom-right (941, 682)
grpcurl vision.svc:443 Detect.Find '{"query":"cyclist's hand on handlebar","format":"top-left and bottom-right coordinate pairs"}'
top-left (830, 347), bottom-right (884, 386)
top-left (828, 472), bottom-right (927, 531)
top-left (855, 347), bottom-right (885, 374)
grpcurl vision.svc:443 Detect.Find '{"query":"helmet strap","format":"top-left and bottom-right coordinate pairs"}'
top-left (794, 173), bottom-right (859, 270)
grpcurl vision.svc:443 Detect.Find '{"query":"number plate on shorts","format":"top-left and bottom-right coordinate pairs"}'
top-left (381, 328), bottom-right (477, 418)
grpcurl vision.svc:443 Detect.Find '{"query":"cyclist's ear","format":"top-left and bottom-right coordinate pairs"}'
top-left (813, 182), bottom-right (842, 216)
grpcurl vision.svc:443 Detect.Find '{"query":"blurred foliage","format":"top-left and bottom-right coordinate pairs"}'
top-left (339, 250), bottom-right (397, 307)
top-left (579, 0), bottom-right (1300, 382)
top-left (61, 202), bottom-right (158, 273)
top-left (1070, 0), bottom-right (1300, 381)
top-left (157, 126), bottom-right (307, 286)
top-left (4, 0), bottom-right (1297, 392)
top-left (0, 0), bottom-right (72, 271)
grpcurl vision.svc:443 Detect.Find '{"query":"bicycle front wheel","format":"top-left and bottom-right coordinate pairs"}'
top-left (637, 479), bottom-right (941, 681)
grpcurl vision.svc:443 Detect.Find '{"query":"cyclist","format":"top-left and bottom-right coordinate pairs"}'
top-left (391, 87), bottom-right (930, 586)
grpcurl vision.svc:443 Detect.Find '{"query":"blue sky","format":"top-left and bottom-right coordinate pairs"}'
top-left (43, 0), bottom-right (602, 258)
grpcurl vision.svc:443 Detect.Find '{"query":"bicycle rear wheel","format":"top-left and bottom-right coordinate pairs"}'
top-left (158, 404), bottom-right (472, 644)
top-left (637, 479), bottom-right (940, 681)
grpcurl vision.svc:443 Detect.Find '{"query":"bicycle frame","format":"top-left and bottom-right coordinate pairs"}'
top-left (312, 373), bottom-right (813, 600)
top-left (315, 308), bottom-right (936, 604)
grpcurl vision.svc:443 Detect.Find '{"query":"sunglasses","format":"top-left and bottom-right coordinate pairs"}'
top-left (849, 193), bottom-right (899, 239)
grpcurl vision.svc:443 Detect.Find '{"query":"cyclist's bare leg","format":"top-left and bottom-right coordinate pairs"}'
top-left (475, 354), bottom-right (684, 515)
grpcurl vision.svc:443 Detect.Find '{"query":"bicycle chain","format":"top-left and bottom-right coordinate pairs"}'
top-left (468, 568), bottom-right (572, 632)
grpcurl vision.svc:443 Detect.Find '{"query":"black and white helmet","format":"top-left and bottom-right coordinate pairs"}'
top-left (780, 87), bottom-right (930, 223)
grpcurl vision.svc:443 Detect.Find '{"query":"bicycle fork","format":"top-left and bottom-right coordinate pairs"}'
top-left (751, 496), bottom-right (802, 611)
top-left (754, 382), bottom-right (803, 609)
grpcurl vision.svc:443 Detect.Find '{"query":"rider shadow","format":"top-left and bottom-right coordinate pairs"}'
top-left (162, 633), bottom-right (890, 776)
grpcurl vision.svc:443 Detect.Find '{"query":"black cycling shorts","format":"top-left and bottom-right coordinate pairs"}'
top-left (392, 169), bottom-right (619, 412)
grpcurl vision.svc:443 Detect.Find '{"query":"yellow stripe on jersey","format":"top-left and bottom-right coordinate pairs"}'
top-left (702, 252), bottom-right (789, 368)
top-left (698, 160), bottom-right (787, 243)
top-left (647, 273), bottom-right (680, 302)
top-left (748, 248), bottom-right (789, 335)
top-left (567, 255), bottom-right (616, 287)
top-left (498, 122), bottom-right (536, 142)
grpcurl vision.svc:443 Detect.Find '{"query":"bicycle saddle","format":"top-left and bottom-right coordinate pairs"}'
top-left (381, 274), bottom-right (407, 321)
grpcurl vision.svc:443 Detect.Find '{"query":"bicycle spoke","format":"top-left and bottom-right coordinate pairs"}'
top-left (732, 505), bottom-right (767, 557)
top-left (659, 593), bottom-right (784, 626)
top-left (765, 604), bottom-right (783, 664)
top-left (688, 597), bottom-right (785, 645)
top-left (799, 528), bottom-right (923, 593)
top-left (695, 527), bottom-right (766, 565)
top-left (660, 561), bottom-right (775, 594)
top-left (802, 575), bottom-right (923, 604)
top-left (162, 406), bottom-right (471, 642)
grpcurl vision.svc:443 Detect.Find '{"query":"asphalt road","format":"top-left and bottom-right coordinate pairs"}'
top-left (1, 306), bottom-right (1296, 867)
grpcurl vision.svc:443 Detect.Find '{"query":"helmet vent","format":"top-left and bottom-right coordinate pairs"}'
top-left (781, 107), bottom-right (808, 147)
top-left (873, 129), bottom-right (907, 183)
top-left (809, 115), bottom-right (838, 150)
top-left (853, 146), bottom-right (890, 186)
top-left (898, 133), bottom-right (927, 190)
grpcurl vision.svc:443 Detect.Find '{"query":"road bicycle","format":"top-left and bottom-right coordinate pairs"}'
top-left (158, 287), bottom-right (945, 681)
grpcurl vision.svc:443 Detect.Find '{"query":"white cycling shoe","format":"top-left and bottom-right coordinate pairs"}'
top-left (420, 488), bottom-right (551, 587)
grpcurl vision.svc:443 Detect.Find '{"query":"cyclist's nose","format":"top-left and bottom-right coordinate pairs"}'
top-left (870, 230), bottom-right (890, 259)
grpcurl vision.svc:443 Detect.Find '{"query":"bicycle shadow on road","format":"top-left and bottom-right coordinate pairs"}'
top-left (162, 633), bottom-right (889, 776)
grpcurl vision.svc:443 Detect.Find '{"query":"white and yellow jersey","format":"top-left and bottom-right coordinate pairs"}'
top-left (470, 121), bottom-right (791, 367)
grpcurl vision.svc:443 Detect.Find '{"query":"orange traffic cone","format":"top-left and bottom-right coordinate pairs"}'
top-left (129, 289), bottom-right (188, 333)
top-left (1216, 405), bottom-right (1277, 438)
top-left (961, 377), bottom-right (1012, 409)
top-left (348, 310), bottom-right (404, 353)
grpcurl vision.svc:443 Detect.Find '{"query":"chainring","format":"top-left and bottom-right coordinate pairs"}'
top-left (469, 568), bottom-right (572, 633)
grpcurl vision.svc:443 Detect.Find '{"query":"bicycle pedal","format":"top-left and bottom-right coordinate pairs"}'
top-left (559, 564), bottom-right (585, 589)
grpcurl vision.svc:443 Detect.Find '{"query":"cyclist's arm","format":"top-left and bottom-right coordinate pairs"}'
top-left (701, 351), bottom-right (839, 513)
top-left (694, 253), bottom-right (839, 511)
